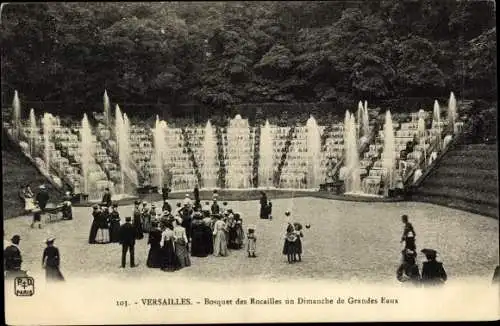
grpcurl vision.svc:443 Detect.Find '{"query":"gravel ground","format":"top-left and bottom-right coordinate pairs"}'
top-left (4, 198), bottom-right (498, 283)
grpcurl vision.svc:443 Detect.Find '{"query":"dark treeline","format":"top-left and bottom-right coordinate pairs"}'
top-left (1, 1), bottom-right (496, 118)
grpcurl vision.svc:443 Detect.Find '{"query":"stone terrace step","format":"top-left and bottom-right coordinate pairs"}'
top-left (432, 166), bottom-right (498, 179)
top-left (422, 175), bottom-right (499, 194)
top-left (412, 193), bottom-right (499, 219)
top-left (438, 156), bottom-right (496, 170)
top-left (416, 184), bottom-right (498, 207)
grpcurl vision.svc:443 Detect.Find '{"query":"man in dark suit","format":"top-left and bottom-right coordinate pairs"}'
top-left (119, 217), bottom-right (137, 268)
top-left (36, 185), bottom-right (50, 211)
top-left (101, 188), bottom-right (112, 207)
top-left (4, 235), bottom-right (25, 278)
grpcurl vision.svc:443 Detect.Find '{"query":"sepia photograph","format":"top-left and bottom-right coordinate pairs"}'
top-left (2, 1), bottom-right (498, 324)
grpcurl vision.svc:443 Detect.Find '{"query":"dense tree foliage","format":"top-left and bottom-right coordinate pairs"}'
top-left (1, 1), bottom-right (496, 117)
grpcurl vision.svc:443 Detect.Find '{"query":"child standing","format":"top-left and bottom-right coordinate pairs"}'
top-left (247, 226), bottom-right (257, 258)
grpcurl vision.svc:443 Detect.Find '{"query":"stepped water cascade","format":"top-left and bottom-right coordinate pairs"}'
top-left (381, 110), bottom-right (396, 194)
top-left (343, 111), bottom-right (361, 194)
top-left (42, 113), bottom-right (54, 171)
top-left (103, 90), bottom-right (110, 126)
top-left (29, 108), bottom-right (38, 156)
top-left (153, 116), bottom-right (166, 192)
top-left (306, 115), bottom-right (322, 189)
top-left (226, 114), bottom-right (252, 189)
top-left (417, 111), bottom-right (426, 139)
top-left (448, 92), bottom-right (457, 132)
top-left (201, 120), bottom-right (218, 189)
top-left (258, 119), bottom-right (274, 188)
top-left (80, 114), bottom-right (94, 194)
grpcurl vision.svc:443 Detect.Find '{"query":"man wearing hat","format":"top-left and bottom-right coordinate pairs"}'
top-left (4, 235), bottom-right (24, 278)
top-left (211, 198), bottom-right (220, 215)
top-left (101, 188), bottom-right (112, 208)
top-left (43, 238), bottom-right (64, 281)
top-left (162, 200), bottom-right (172, 214)
top-left (400, 215), bottom-right (416, 251)
top-left (119, 217), bottom-right (138, 268)
top-left (36, 184), bottom-right (50, 212)
top-left (420, 249), bottom-right (447, 286)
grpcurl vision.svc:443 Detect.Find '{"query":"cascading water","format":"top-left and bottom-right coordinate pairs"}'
top-left (448, 92), bottom-right (457, 132)
top-left (12, 90), bottom-right (21, 138)
top-left (29, 108), bottom-right (38, 156)
top-left (115, 105), bottom-right (126, 193)
top-left (103, 90), bottom-right (110, 126)
top-left (357, 101), bottom-right (364, 137)
top-left (80, 114), bottom-right (93, 194)
top-left (258, 119), bottom-right (274, 188)
top-left (153, 116), bottom-right (166, 192)
top-left (201, 120), bottom-right (218, 189)
top-left (306, 115), bottom-right (321, 189)
top-left (226, 114), bottom-right (252, 189)
top-left (381, 110), bottom-right (396, 193)
top-left (42, 113), bottom-right (53, 171)
top-left (343, 111), bottom-right (361, 193)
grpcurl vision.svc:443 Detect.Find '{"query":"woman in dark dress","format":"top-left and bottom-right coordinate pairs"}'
top-left (88, 205), bottom-right (100, 244)
top-left (109, 204), bottom-right (121, 243)
top-left (233, 213), bottom-right (244, 249)
top-left (160, 222), bottom-right (179, 272)
top-left (203, 217), bottom-right (214, 255)
top-left (133, 202), bottom-right (144, 240)
top-left (396, 249), bottom-right (421, 286)
top-left (259, 191), bottom-right (268, 219)
top-left (190, 212), bottom-right (208, 257)
top-left (147, 221), bottom-right (162, 268)
top-left (42, 238), bottom-right (64, 282)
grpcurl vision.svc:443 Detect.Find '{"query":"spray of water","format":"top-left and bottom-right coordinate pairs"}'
top-left (29, 109), bottom-right (38, 156)
top-left (448, 92), bottom-right (457, 132)
top-left (42, 113), bottom-right (53, 171)
top-left (258, 120), bottom-right (274, 188)
top-left (306, 115), bottom-right (322, 189)
top-left (363, 100), bottom-right (370, 137)
top-left (344, 111), bottom-right (361, 193)
top-left (80, 114), bottom-right (93, 194)
top-left (12, 90), bottom-right (21, 137)
top-left (381, 110), bottom-right (396, 191)
top-left (201, 120), bottom-right (218, 189)
top-left (103, 90), bottom-right (110, 126)
top-left (153, 116), bottom-right (166, 192)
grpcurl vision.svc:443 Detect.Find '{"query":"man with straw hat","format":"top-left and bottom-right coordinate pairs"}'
top-left (42, 237), bottom-right (64, 281)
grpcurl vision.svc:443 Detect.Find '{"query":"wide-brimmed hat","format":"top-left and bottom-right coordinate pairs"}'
top-left (185, 194), bottom-right (190, 197)
top-left (46, 237), bottom-right (56, 244)
top-left (39, 185), bottom-right (46, 189)
top-left (11, 235), bottom-right (21, 242)
top-left (285, 211), bottom-right (291, 216)
top-left (421, 248), bottom-right (437, 258)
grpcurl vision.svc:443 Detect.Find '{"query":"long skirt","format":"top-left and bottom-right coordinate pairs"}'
top-left (191, 230), bottom-right (207, 257)
top-left (259, 206), bottom-right (268, 219)
top-left (109, 222), bottom-right (121, 243)
top-left (147, 245), bottom-right (162, 268)
top-left (88, 222), bottom-right (99, 244)
top-left (227, 227), bottom-right (239, 249)
top-left (161, 241), bottom-right (179, 272)
top-left (62, 205), bottom-right (72, 220)
top-left (282, 239), bottom-right (296, 255)
top-left (235, 225), bottom-right (244, 249)
top-left (175, 241), bottom-right (191, 268)
top-left (204, 229), bottom-right (214, 255)
top-left (96, 228), bottom-right (110, 243)
top-left (46, 266), bottom-right (65, 282)
top-left (213, 231), bottom-right (228, 256)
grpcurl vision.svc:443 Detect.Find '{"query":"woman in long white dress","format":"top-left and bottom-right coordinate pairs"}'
top-left (23, 185), bottom-right (35, 212)
top-left (212, 215), bottom-right (228, 257)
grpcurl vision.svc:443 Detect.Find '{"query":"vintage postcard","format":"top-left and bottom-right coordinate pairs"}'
top-left (2, 1), bottom-right (499, 324)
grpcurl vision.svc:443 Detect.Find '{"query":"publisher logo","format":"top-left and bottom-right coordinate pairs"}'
top-left (14, 277), bottom-right (35, 296)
